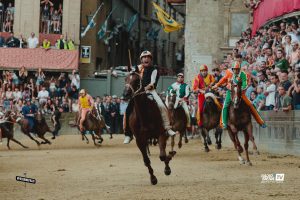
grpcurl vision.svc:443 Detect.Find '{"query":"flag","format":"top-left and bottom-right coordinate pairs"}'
top-left (81, 2), bottom-right (104, 38)
top-left (126, 13), bottom-right (138, 32)
top-left (97, 7), bottom-right (117, 40)
top-left (152, 2), bottom-right (183, 33)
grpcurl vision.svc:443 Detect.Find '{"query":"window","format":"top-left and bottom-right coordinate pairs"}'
top-left (0, 0), bottom-right (15, 32)
top-left (230, 13), bottom-right (249, 37)
top-left (40, 0), bottom-right (63, 34)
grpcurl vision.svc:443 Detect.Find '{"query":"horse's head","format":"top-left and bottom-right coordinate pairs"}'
top-left (231, 80), bottom-right (242, 109)
top-left (123, 72), bottom-right (142, 99)
top-left (166, 91), bottom-right (181, 110)
top-left (4, 111), bottom-right (20, 123)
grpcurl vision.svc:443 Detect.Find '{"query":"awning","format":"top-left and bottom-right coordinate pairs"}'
top-left (0, 48), bottom-right (79, 70)
top-left (252, 0), bottom-right (300, 36)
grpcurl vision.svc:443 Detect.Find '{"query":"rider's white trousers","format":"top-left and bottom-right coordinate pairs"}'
top-left (146, 89), bottom-right (172, 130)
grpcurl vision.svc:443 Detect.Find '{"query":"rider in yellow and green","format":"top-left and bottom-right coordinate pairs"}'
top-left (212, 61), bottom-right (266, 129)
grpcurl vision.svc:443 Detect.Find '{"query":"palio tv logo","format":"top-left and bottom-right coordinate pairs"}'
top-left (261, 173), bottom-right (285, 183)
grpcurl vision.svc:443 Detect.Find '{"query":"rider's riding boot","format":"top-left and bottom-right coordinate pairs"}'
top-left (261, 123), bottom-right (267, 128)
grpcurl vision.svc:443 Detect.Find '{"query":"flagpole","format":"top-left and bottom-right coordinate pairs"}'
top-left (128, 49), bottom-right (132, 68)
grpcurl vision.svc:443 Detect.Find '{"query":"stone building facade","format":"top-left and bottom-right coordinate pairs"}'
top-left (184, 0), bottom-right (249, 83)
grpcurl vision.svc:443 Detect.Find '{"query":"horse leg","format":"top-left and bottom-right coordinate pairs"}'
top-left (184, 130), bottom-right (188, 144)
top-left (228, 129), bottom-right (245, 164)
top-left (215, 127), bottom-right (222, 150)
top-left (243, 131), bottom-right (252, 166)
top-left (81, 132), bottom-right (89, 144)
top-left (201, 128), bottom-right (209, 152)
top-left (39, 134), bottom-right (51, 145)
top-left (11, 138), bottom-right (28, 149)
top-left (246, 124), bottom-right (259, 155)
top-left (178, 132), bottom-right (183, 149)
top-left (206, 132), bottom-right (212, 145)
top-left (7, 138), bottom-right (11, 150)
top-left (235, 133), bottom-right (245, 165)
top-left (136, 137), bottom-right (157, 185)
top-left (169, 135), bottom-right (176, 156)
top-left (159, 134), bottom-right (172, 176)
top-left (25, 132), bottom-right (40, 146)
top-left (90, 133), bottom-right (99, 146)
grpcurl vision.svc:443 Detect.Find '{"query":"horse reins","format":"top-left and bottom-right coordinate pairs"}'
top-left (126, 72), bottom-right (146, 99)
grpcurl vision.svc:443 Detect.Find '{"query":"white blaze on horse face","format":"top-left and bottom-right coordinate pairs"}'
top-left (130, 75), bottom-right (132, 80)
top-left (234, 86), bottom-right (238, 105)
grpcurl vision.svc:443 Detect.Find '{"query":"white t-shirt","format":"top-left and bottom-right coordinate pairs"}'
top-left (27, 36), bottom-right (39, 48)
top-left (38, 90), bottom-right (49, 103)
top-left (69, 74), bottom-right (80, 89)
top-left (265, 84), bottom-right (276, 106)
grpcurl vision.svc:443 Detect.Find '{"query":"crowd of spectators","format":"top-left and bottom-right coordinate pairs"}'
top-left (0, 67), bottom-right (80, 116)
top-left (212, 16), bottom-right (300, 112)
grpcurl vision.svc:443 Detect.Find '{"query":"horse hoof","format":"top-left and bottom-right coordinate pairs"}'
top-left (178, 143), bottom-right (182, 149)
top-left (169, 151), bottom-right (176, 156)
top-left (51, 136), bottom-right (56, 140)
top-left (164, 167), bottom-right (171, 176)
top-left (109, 136), bottom-right (113, 139)
top-left (205, 147), bottom-right (210, 152)
top-left (184, 138), bottom-right (189, 143)
top-left (151, 176), bottom-right (158, 185)
top-left (215, 144), bottom-right (222, 150)
top-left (24, 146), bottom-right (29, 149)
top-left (253, 150), bottom-right (260, 156)
top-left (245, 161), bottom-right (252, 166)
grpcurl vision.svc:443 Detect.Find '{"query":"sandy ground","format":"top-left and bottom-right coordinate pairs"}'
top-left (0, 133), bottom-right (300, 200)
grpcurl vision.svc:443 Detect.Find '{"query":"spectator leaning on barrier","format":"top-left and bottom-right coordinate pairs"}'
top-left (27, 32), bottom-right (39, 49)
top-left (275, 85), bottom-right (292, 112)
top-left (289, 73), bottom-right (300, 110)
top-left (42, 38), bottom-right (51, 50)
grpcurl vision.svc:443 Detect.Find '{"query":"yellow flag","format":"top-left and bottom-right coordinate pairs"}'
top-left (152, 2), bottom-right (183, 33)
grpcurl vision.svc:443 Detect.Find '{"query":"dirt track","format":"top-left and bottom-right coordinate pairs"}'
top-left (0, 134), bottom-right (300, 200)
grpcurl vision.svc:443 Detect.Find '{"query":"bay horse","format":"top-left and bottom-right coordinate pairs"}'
top-left (75, 108), bottom-right (110, 146)
top-left (0, 111), bottom-right (28, 149)
top-left (166, 93), bottom-right (188, 155)
top-left (123, 72), bottom-right (175, 185)
top-left (18, 111), bottom-right (54, 146)
top-left (227, 80), bottom-right (258, 166)
top-left (201, 92), bottom-right (223, 152)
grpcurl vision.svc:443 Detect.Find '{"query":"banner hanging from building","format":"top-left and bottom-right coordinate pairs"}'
top-left (0, 48), bottom-right (78, 70)
top-left (80, 46), bottom-right (91, 64)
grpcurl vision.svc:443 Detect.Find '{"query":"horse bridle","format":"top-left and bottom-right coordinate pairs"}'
top-left (125, 72), bottom-right (145, 98)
